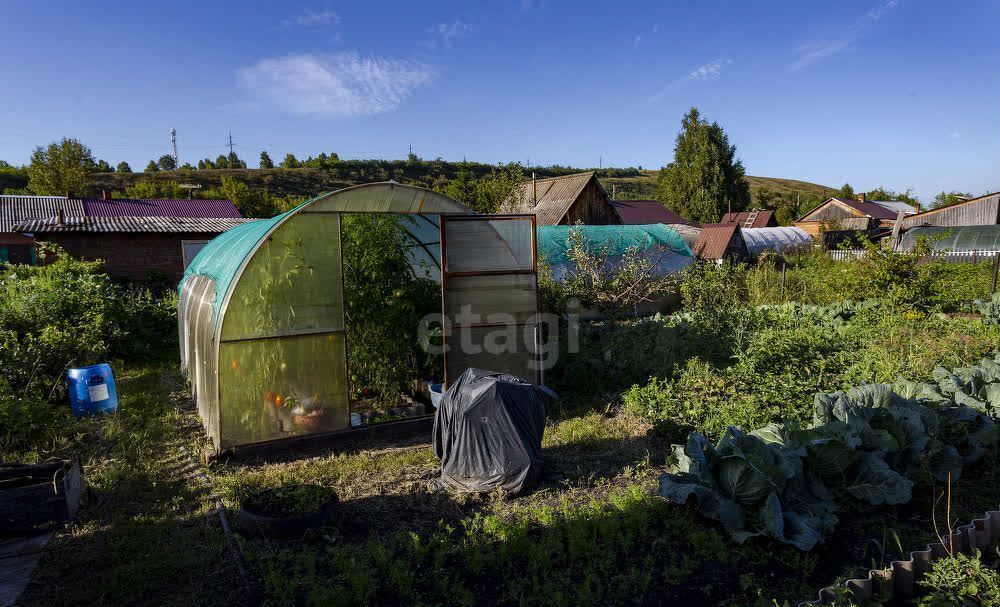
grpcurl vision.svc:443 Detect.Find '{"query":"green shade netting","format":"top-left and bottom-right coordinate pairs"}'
top-left (900, 226), bottom-right (1000, 252)
top-left (536, 224), bottom-right (693, 265)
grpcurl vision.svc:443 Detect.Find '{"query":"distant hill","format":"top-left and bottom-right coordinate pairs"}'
top-left (88, 163), bottom-right (836, 210)
top-left (601, 170), bottom-right (836, 203)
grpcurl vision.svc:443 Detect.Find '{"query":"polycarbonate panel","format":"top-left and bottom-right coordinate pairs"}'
top-left (444, 274), bottom-right (537, 325)
top-left (445, 325), bottom-right (538, 383)
top-left (218, 332), bottom-right (349, 448)
top-left (221, 213), bottom-right (344, 341)
top-left (186, 276), bottom-right (219, 446)
top-left (444, 219), bottom-right (535, 273)
top-left (302, 184), bottom-right (469, 215)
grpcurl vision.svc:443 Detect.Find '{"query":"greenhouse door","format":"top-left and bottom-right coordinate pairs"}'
top-left (440, 215), bottom-right (540, 386)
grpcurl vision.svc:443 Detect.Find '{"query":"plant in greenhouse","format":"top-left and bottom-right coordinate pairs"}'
top-left (342, 214), bottom-right (441, 408)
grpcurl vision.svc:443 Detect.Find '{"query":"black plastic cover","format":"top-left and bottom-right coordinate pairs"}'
top-left (432, 368), bottom-right (557, 494)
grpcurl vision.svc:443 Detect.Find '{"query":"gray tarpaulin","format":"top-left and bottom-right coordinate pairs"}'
top-left (432, 368), bottom-right (557, 494)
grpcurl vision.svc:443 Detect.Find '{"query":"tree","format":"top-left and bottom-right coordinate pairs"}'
top-left (179, 162), bottom-right (195, 170)
top-left (116, 161), bottom-right (132, 173)
top-left (866, 186), bottom-right (920, 210)
top-left (933, 191), bottom-right (973, 209)
top-left (441, 167), bottom-right (475, 205)
top-left (26, 137), bottom-right (97, 195)
top-left (157, 154), bottom-right (176, 171)
top-left (215, 155), bottom-right (228, 168)
top-left (218, 175), bottom-right (279, 218)
top-left (280, 154), bottom-right (300, 169)
top-left (125, 180), bottom-right (185, 199)
top-left (656, 107), bottom-right (750, 223)
top-left (837, 183), bottom-right (855, 198)
top-left (259, 151), bottom-right (274, 169)
top-left (226, 152), bottom-right (246, 169)
top-left (475, 163), bottom-right (525, 214)
top-left (144, 160), bottom-right (159, 172)
top-left (96, 159), bottom-right (114, 173)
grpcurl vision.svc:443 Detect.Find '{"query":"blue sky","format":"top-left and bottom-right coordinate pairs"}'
top-left (1, 0), bottom-right (997, 202)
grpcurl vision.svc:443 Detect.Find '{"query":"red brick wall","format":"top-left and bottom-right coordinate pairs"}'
top-left (35, 232), bottom-right (216, 282)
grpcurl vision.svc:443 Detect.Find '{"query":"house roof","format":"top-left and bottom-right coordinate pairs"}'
top-left (503, 172), bottom-right (601, 225)
top-left (692, 223), bottom-right (744, 261)
top-left (611, 200), bottom-right (697, 226)
top-left (720, 209), bottom-right (776, 228)
top-left (82, 198), bottom-right (241, 218)
top-left (664, 223), bottom-right (702, 247)
top-left (14, 216), bottom-right (255, 234)
top-left (798, 197), bottom-right (906, 222)
top-left (0, 195), bottom-right (85, 232)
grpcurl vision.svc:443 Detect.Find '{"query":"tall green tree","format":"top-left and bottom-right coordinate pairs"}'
top-left (96, 159), bottom-right (114, 173)
top-left (259, 150), bottom-right (274, 169)
top-left (280, 153), bottom-right (300, 169)
top-left (26, 137), bottom-right (97, 195)
top-left (115, 161), bottom-right (132, 173)
top-left (656, 107), bottom-right (750, 223)
top-left (932, 191), bottom-right (973, 209)
top-left (157, 154), bottom-right (176, 171)
top-left (144, 160), bottom-right (159, 172)
top-left (837, 183), bottom-right (855, 198)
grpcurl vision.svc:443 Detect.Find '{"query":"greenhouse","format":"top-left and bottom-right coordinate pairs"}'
top-left (536, 224), bottom-right (693, 281)
top-left (178, 183), bottom-right (540, 451)
top-left (740, 226), bottom-right (813, 258)
top-left (900, 225), bottom-right (1000, 252)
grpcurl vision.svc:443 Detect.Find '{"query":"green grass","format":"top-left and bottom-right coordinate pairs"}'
top-left (17, 363), bottom-right (243, 607)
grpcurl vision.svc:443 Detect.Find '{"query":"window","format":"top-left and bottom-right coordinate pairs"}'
top-left (182, 240), bottom-right (210, 269)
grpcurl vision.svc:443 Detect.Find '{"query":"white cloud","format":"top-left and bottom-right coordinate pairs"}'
top-left (688, 58), bottom-right (732, 80)
top-left (238, 53), bottom-right (436, 118)
top-left (428, 20), bottom-right (473, 48)
top-left (788, 40), bottom-right (850, 72)
top-left (282, 9), bottom-right (339, 27)
top-left (789, 0), bottom-right (899, 71)
top-left (633, 34), bottom-right (643, 48)
top-left (950, 130), bottom-right (961, 140)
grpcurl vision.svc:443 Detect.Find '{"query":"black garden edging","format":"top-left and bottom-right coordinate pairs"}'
top-left (799, 508), bottom-right (1000, 605)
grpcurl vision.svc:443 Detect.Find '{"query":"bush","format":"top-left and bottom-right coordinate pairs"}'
top-left (919, 550), bottom-right (1000, 607)
top-left (0, 245), bottom-right (177, 400)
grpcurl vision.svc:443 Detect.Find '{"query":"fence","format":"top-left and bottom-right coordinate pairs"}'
top-left (827, 249), bottom-right (1000, 264)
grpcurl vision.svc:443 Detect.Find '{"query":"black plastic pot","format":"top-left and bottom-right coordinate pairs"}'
top-left (237, 488), bottom-right (339, 540)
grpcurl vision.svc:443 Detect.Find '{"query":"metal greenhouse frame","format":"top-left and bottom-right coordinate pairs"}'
top-left (178, 183), bottom-right (540, 453)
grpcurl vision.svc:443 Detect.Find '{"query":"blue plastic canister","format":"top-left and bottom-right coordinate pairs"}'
top-left (67, 364), bottom-right (119, 417)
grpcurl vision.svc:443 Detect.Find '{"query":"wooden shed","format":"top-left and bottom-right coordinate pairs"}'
top-left (899, 192), bottom-right (1000, 229)
top-left (502, 172), bottom-right (621, 226)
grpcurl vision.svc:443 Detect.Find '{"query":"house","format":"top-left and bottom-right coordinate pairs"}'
top-left (899, 192), bottom-right (1000, 229)
top-left (691, 223), bottom-right (748, 262)
top-left (15, 215), bottom-right (253, 282)
top-left (611, 199), bottom-right (697, 226)
top-left (794, 194), bottom-right (917, 237)
top-left (0, 195), bottom-right (84, 263)
top-left (502, 172), bottom-right (621, 225)
top-left (720, 209), bottom-right (778, 228)
top-left (10, 194), bottom-right (249, 281)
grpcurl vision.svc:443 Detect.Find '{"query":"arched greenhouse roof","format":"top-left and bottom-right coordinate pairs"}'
top-left (179, 182), bottom-right (470, 329)
top-left (900, 225), bottom-right (1000, 252)
top-left (741, 226), bottom-right (812, 257)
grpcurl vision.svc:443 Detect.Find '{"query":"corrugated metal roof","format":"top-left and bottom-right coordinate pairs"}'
top-left (612, 200), bottom-right (698, 226)
top-left (503, 172), bottom-right (597, 225)
top-left (871, 200), bottom-right (918, 215)
top-left (900, 192), bottom-right (1000, 229)
top-left (692, 223), bottom-right (744, 261)
top-left (0, 195), bottom-right (85, 232)
top-left (82, 198), bottom-right (241, 218)
top-left (720, 209), bottom-right (776, 228)
top-left (14, 215), bottom-right (255, 234)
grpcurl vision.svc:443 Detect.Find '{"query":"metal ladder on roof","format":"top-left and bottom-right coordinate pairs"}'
top-left (742, 210), bottom-right (759, 228)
